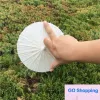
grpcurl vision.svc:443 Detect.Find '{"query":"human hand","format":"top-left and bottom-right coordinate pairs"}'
top-left (43, 21), bottom-right (79, 71)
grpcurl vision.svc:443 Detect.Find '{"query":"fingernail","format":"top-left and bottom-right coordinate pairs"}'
top-left (50, 68), bottom-right (53, 72)
top-left (43, 21), bottom-right (47, 24)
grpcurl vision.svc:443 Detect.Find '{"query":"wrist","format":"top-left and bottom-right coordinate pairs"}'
top-left (73, 41), bottom-right (91, 62)
top-left (72, 41), bottom-right (83, 62)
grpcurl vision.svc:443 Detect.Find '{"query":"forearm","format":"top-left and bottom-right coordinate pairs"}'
top-left (75, 39), bottom-right (100, 63)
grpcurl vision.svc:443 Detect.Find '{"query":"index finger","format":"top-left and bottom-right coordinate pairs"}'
top-left (43, 21), bottom-right (56, 40)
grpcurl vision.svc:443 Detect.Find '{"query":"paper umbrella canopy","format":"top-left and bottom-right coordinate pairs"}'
top-left (17, 22), bottom-right (64, 72)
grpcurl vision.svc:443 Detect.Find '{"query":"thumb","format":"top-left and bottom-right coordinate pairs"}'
top-left (50, 59), bottom-right (62, 72)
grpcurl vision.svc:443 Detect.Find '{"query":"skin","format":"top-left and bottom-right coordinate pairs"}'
top-left (43, 21), bottom-right (100, 72)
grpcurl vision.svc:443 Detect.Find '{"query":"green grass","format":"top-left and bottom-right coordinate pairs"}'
top-left (0, 0), bottom-right (100, 100)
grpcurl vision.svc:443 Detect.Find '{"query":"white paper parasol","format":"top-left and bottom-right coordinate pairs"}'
top-left (17, 22), bottom-right (64, 72)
